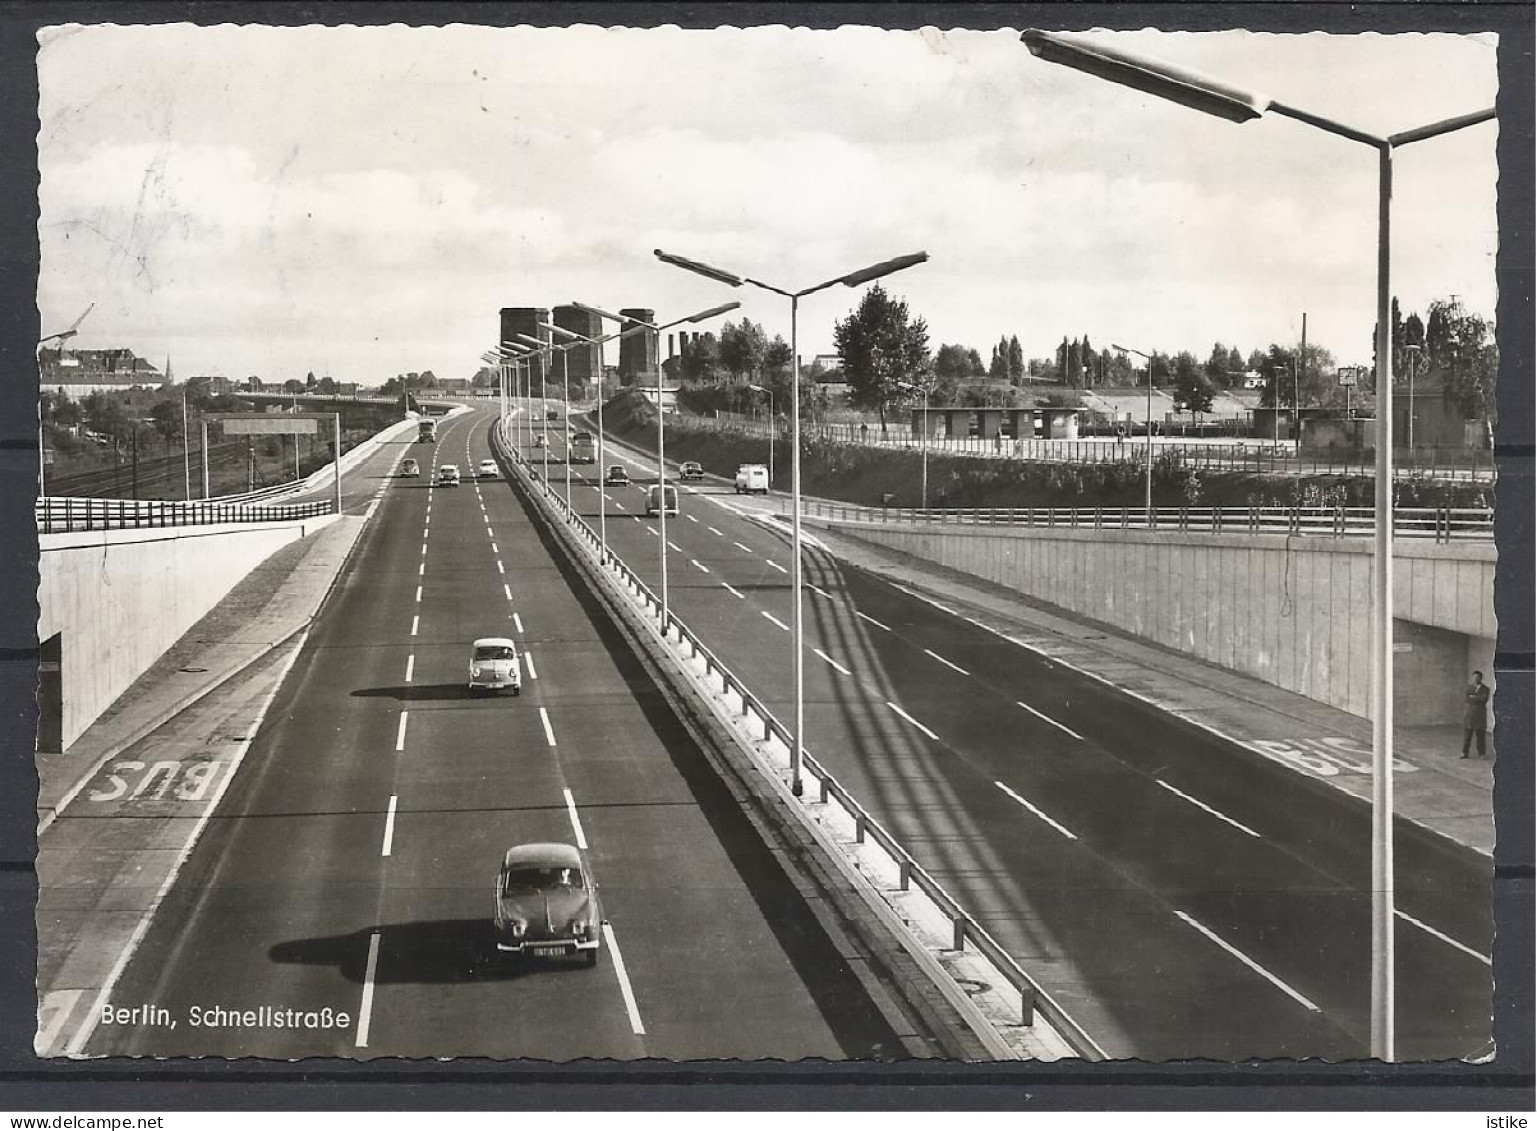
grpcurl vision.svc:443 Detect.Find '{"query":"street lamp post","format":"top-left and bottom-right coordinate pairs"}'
top-left (1112, 343), bottom-right (1156, 524)
top-left (1403, 343), bottom-right (1422, 464)
top-left (744, 383), bottom-right (775, 486)
top-left (573, 301), bottom-right (742, 628)
top-left (655, 248), bottom-right (929, 797)
top-left (1024, 27), bottom-right (1495, 1061)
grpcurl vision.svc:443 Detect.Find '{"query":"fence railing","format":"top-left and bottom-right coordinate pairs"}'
top-left (492, 419), bottom-right (1104, 1061)
top-left (672, 414), bottom-right (1497, 482)
top-left (799, 500), bottom-right (1493, 544)
top-left (36, 495), bottom-right (334, 534)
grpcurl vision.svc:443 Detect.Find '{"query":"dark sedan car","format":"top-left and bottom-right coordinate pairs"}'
top-left (493, 843), bottom-right (602, 965)
top-left (679, 461), bottom-right (705, 482)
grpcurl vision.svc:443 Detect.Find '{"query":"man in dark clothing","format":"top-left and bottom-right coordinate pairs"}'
top-left (1461, 670), bottom-right (1491, 759)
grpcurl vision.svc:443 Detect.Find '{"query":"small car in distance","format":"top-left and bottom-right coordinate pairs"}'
top-left (533, 433), bottom-right (546, 448)
top-left (604, 465), bottom-right (630, 487)
top-left (546, 408), bottom-right (559, 421)
top-left (437, 464), bottom-right (461, 487)
top-left (400, 458), bottom-right (421, 478)
top-left (679, 461), bottom-right (705, 482)
top-left (494, 842), bottom-right (601, 965)
top-left (646, 483), bottom-right (679, 517)
top-left (469, 636), bottom-right (521, 695)
top-left (734, 463), bottom-right (769, 494)
top-left (477, 459), bottom-right (499, 480)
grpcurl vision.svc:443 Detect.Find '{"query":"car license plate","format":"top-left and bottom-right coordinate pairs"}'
top-left (527, 945), bottom-right (565, 956)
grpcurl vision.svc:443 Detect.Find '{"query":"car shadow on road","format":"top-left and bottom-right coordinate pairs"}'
top-left (269, 920), bottom-right (585, 984)
top-left (351, 683), bottom-right (479, 702)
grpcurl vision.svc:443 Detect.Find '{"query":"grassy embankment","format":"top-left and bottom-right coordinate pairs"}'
top-left (593, 388), bottom-right (1491, 511)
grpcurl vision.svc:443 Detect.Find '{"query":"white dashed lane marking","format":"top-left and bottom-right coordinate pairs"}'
top-left (924, 648), bottom-right (969, 676)
top-left (765, 560), bottom-right (787, 574)
top-left (761, 611), bottom-right (790, 632)
top-left (1156, 779), bottom-right (1260, 838)
top-left (733, 542), bottom-right (753, 554)
top-left (404, 655), bottom-right (415, 683)
top-left (1174, 911), bottom-right (1320, 1012)
top-left (813, 648), bottom-right (851, 675)
top-left (690, 559), bottom-right (711, 573)
top-left (1016, 699), bottom-right (1085, 741)
top-left (857, 611), bottom-right (891, 631)
top-left (721, 583), bottom-right (745, 600)
top-left (886, 700), bottom-right (939, 741)
top-left (994, 781), bottom-right (1076, 840)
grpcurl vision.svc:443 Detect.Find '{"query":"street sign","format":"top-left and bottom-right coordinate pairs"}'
top-left (1336, 367), bottom-right (1360, 388)
top-left (209, 413), bottom-right (322, 435)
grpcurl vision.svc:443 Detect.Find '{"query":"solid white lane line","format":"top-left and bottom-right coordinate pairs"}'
top-left (355, 931), bottom-right (381, 1048)
top-left (410, 615), bottom-right (419, 636)
top-left (513, 613), bottom-right (525, 633)
top-left (523, 652), bottom-right (537, 680)
top-left (721, 583), bottom-right (745, 600)
top-left (539, 706), bottom-right (556, 747)
top-left (994, 781), bottom-right (1077, 840)
top-left (395, 712), bottom-right (409, 752)
top-left (734, 542), bottom-right (753, 554)
top-left (414, 585), bottom-right (422, 603)
top-left (924, 648), bottom-right (970, 676)
top-left (1397, 909), bottom-right (1492, 965)
top-left (762, 611), bottom-right (790, 632)
top-left (404, 655), bottom-right (415, 683)
top-left (887, 701), bottom-right (940, 742)
top-left (602, 923), bottom-right (646, 1036)
top-left (690, 559), bottom-right (711, 573)
top-left (497, 560), bottom-right (505, 574)
top-left (1156, 780), bottom-right (1261, 838)
top-left (813, 648), bottom-right (851, 675)
top-left (708, 526), bottom-right (724, 537)
top-left (381, 795), bottom-right (398, 857)
top-left (1174, 910), bottom-right (1321, 1012)
top-left (563, 787), bottom-right (588, 850)
top-left (765, 559), bottom-right (787, 574)
top-left (503, 583), bottom-right (513, 601)
top-left (1016, 699), bottom-right (1086, 742)
top-left (857, 611), bottom-right (891, 631)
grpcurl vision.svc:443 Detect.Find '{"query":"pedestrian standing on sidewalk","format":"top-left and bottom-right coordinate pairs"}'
top-left (1461, 670), bottom-right (1491, 759)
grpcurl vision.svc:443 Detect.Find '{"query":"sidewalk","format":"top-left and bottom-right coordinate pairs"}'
top-left (35, 513), bottom-right (366, 833)
top-left (789, 514), bottom-right (1495, 857)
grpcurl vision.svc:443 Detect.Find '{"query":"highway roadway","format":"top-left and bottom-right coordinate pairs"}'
top-left (81, 405), bottom-right (907, 1059)
top-left (517, 404), bottom-right (1493, 1061)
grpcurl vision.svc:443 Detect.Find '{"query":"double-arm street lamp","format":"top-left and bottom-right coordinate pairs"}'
top-left (511, 331), bottom-right (565, 487)
top-left (573, 301), bottom-right (741, 629)
top-left (1111, 343), bottom-right (1156, 523)
top-left (654, 249), bottom-right (929, 796)
top-left (1024, 27), bottom-right (1496, 1061)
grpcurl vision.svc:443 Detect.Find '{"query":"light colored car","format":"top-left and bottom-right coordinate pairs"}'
top-left (734, 463), bottom-right (769, 494)
top-left (400, 458), bottom-right (420, 478)
top-left (437, 464), bottom-right (461, 487)
top-left (477, 459), bottom-right (499, 480)
top-left (469, 636), bottom-right (521, 695)
top-left (494, 842), bottom-right (601, 965)
top-left (604, 465), bottom-right (630, 486)
top-left (646, 484), bottom-right (679, 517)
top-left (679, 461), bottom-right (705, 482)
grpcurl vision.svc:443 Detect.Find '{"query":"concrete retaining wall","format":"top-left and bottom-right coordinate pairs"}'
top-left (821, 520), bottom-right (1496, 724)
top-left (38, 515), bottom-right (336, 750)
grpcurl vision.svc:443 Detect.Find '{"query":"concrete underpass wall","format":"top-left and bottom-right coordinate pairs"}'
top-left (823, 520), bottom-right (1496, 723)
top-left (38, 515), bottom-right (337, 750)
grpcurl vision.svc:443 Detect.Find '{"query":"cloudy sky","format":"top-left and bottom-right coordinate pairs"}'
top-left (37, 23), bottom-right (1498, 385)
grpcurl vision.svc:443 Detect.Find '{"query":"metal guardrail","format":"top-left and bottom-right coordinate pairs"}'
top-left (673, 414), bottom-right (1498, 482)
top-left (800, 500), bottom-right (1493, 544)
top-left (493, 420), bottom-right (1104, 1060)
top-left (36, 495), bottom-right (334, 533)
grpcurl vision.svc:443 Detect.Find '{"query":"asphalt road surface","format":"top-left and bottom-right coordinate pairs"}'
top-left (84, 406), bottom-right (907, 1059)
top-left (524, 403), bottom-right (1492, 1061)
